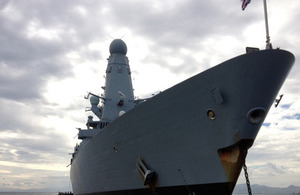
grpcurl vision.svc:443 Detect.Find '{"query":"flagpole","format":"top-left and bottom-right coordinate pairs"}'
top-left (263, 0), bottom-right (272, 49)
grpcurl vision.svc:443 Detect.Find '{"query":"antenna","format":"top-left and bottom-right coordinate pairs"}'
top-left (84, 92), bottom-right (106, 101)
top-left (106, 34), bottom-right (114, 39)
top-left (263, 0), bottom-right (272, 49)
top-left (275, 94), bottom-right (283, 108)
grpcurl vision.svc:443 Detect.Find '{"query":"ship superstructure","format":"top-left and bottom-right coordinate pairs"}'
top-left (75, 39), bottom-right (137, 141)
top-left (70, 39), bottom-right (294, 195)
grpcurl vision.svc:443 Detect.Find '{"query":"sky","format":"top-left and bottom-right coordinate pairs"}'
top-left (0, 0), bottom-right (299, 192)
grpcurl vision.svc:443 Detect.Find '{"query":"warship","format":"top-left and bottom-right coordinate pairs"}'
top-left (69, 38), bottom-right (294, 195)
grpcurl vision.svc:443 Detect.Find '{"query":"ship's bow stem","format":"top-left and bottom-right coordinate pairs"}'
top-left (216, 49), bottom-right (294, 191)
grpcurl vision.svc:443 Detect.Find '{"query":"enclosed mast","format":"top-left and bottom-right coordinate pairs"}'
top-left (101, 39), bottom-right (135, 122)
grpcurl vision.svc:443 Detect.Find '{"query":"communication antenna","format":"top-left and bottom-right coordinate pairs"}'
top-left (263, 0), bottom-right (272, 49)
top-left (106, 34), bottom-right (114, 39)
top-left (275, 94), bottom-right (284, 108)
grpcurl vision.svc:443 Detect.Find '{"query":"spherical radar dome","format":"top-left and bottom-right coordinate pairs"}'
top-left (109, 39), bottom-right (127, 55)
top-left (90, 95), bottom-right (100, 105)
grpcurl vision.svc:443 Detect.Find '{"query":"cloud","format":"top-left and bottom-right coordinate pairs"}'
top-left (241, 162), bottom-right (299, 187)
top-left (0, 2), bottom-right (75, 102)
top-left (0, 164), bottom-right (69, 191)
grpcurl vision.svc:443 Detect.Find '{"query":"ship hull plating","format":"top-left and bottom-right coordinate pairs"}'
top-left (74, 182), bottom-right (234, 195)
top-left (70, 49), bottom-right (294, 195)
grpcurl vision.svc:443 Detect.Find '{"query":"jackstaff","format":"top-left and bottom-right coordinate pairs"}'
top-left (241, 0), bottom-right (272, 49)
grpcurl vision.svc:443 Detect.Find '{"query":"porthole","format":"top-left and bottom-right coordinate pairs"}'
top-left (207, 109), bottom-right (216, 120)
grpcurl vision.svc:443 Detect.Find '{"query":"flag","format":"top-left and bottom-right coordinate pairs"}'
top-left (241, 0), bottom-right (251, 10)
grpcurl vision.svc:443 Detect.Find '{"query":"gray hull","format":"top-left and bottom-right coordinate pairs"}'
top-left (70, 49), bottom-right (294, 195)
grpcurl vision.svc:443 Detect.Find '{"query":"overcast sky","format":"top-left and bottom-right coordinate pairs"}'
top-left (0, 0), bottom-right (299, 192)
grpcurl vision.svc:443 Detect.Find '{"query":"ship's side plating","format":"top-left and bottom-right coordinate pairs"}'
top-left (70, 42), bottom-right (294, 195)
